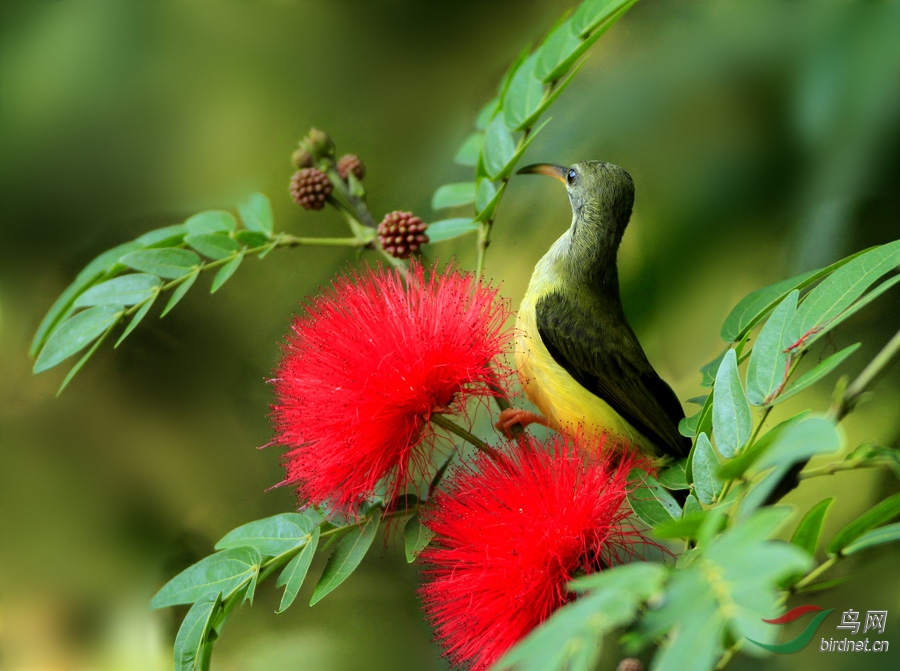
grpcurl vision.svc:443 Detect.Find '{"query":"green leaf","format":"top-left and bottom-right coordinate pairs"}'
top-left (496, 563), bottom-right (666, 671)
top-left (475, 97), bottom-right (499, 131)
top-left (503, 54), bottom-right (545, 130)
top-left (310, 509), bottom-right (381, 605)
top-left (474, 181), bottom-right (507, 223)
top-left (678, 413), bottom-right (699, 438)
top-left (749, 416), bottom-right (840, 475)
top-left (121, 248), bottom-right (200, 280)
top-left (151, 546), bottom-right (261, 608)
top-left (571, 0), bottom-right (635, 36)
top-left (276, 526), bottom-right (320, 613)
top-left (496, 116), bottom-right (553, 176)
top-left (657, 459), bottom-right (689, 490)
top-left (33, 305), bottom-right (123, 374)
top-left (161, 269), bottom-right (199, 317)
top-left (542, 3), bottom-right (635, 83)
top-left (699, 350), bottom-right (727, 388)
top-left (627, 470), bottom-right (681, 527)
top-left (644, 508), bottom-right (811, 668)
top-left (74, 274), bottom-right (162, 307)
top-left (653, 512), bottom-right (709, 540)
top-left (431, 182), bottom-right (476, 210)
top-left (482, 114), bottom-right (516, 178)
top-left (841, 522), bottom-right (900, 556)
top-left (692, 433), bottom-right (722, 505)
top-left (791, 240), bottom-right (900, 341)
top-left (719, 249), bottom-right (873, 343)
top-left (475, 178), bottom-right (497, 212)
top-left (498, 47), bottom-right (530, 98)
top-left (30, 241), bottom-right (140, 357)
top-left (210, 248), bottom-right (245, 293)
top-left (238, 193), bottom-right (274, 234)
top-left (536, 18), bottom-right (581, 81)
top-left (234, 230), bottom-right (270, 247)
top-left (772, 343), bottom-right (861, 405)
top-left (828, 492), bottom-right (900, 557)
top-left (57, 325), bottom-right (113, 394)
top-left (115, 291), bottom-right (158, 347)
top-left (515, 62), bottom-right (582, 131)
top-left (712, 349), bottom-right (752, 458)
top-left (216, 512), bottom-right (318, 556)
top-left (797, 274), bottom-right (900, 353)
top-left (791, 497), bottom-right (834, 556)
top-left (403, 514), bottom-right (434, 563)
top-left (454, 132), bottom-right (483, 166)
top-left (184, 211), bottom-right (237, 235)
top-left (425, 218), bottom-right (479, 243)
top-left (717, 411), bottom-right (809, 480)
top-left (746, 290), bottom-right (798, 406)
top-left (734, 420), bottom-right (834, 518)
top-left (173, 592), bottom-right (221, 671)
top-left (242, 567), bottom-right (259, 606)
top-left (685, 391), bottom-right (715, 484)
top-left (137, 224), bottom-right (187, 247)
top-left (185, 233), bottom-right (241, 260)
top-left (683, 494), bottom-right (703, 516)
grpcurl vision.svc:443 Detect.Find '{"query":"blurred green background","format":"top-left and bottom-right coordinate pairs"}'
top-left (2, 1), bottom-right (900, 670)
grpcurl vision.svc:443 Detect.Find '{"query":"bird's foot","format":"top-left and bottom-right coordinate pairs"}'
top-left (495, 408), bottom-right (550, 439)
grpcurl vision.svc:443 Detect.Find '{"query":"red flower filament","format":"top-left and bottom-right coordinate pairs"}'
top-left (419, 433), bottom-right (649, 671)
top-left (271, 262), bottom-right (512, 515)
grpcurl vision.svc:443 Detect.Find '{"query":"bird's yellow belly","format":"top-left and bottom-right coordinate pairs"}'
top-left (514, 299), bottom-right (651, 452)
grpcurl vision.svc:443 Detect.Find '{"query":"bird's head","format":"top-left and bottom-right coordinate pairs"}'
top-left (518, 161), bottom-right (634, 282)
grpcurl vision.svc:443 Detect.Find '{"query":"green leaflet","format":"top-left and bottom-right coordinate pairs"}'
top-left (33, 305), bottom-right (123, 374)
top-left (276, 527), bottom-right (320, 613)
top-left (151, 547), bottom-right (261, 609)
top-left (310, 509), bottom-right (381, 605)
top-left (173, 592), bottom-right (221, 671)
top-left (712, 349), bottom-right (751, 457)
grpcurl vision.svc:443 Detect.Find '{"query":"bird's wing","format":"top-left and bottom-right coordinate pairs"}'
top-left (536, 291), bottom-right (689, 458)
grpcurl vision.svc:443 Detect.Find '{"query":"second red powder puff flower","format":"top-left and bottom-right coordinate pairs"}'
top-left (271, 262), bottom-right (512, 515)
top-left (419, 433), bottom-right (649, 671)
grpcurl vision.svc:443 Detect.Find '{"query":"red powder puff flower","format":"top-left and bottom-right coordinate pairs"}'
top-left (271, 262), bottom-right (512, 515)
top-left (419, 433), bottom-right (650, 671)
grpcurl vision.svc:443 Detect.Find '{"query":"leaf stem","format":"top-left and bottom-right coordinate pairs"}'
top-left (798, 458), bottom-right (867, 480)
top-left (792, 556), bottom-right (838, 592)
top-left (320, 159), bottom-right (409, 270)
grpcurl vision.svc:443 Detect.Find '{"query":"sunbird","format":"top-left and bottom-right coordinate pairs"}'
top-left (497, 161), bottom-right (690, 460)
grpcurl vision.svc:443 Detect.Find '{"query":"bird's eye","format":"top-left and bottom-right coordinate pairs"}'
top-left (566, 168), bottom-right (577, 185)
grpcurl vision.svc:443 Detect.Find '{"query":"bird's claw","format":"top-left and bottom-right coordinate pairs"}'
top-left (495, 408), bottom-right (550, 439)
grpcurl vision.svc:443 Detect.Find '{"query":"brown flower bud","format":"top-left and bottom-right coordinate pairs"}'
top-left (378, 211), bottom-right (429, 258)
top-left (337, 154), bottom-right (366, 181)
top-left (290, 168), bottom-right (332, 210)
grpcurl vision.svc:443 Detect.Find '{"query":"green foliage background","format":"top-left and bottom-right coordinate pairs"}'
top-left (1, 1), bottom-right (899, 670)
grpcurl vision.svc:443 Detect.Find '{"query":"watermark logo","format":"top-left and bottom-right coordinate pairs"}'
top-left (747, 605), bottom-right (834, 653)
top-left (747, 606), bottom-right (890, 654)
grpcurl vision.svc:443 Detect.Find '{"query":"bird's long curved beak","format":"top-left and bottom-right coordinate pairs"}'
top-left (517, 163), bottom-right (568, 184)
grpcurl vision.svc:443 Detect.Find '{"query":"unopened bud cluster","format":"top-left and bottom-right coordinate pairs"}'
top-left (290, 168), bottom-right (332, 210)
top-left (378, 211), bottom-right (429, 259)
top-left (337, 154), bottom-right (365, 181)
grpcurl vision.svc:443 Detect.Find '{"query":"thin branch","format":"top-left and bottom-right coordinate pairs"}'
top-left (430, 413), bottom-right (501, 460)
top-left (830, 326), bottom-right (900, 421)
